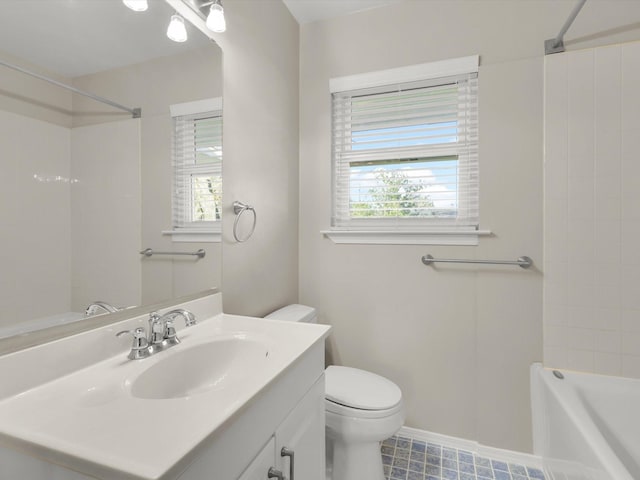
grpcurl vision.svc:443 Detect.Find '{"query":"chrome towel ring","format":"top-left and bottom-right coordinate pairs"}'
top-left (233, 201), bottom-right (257, 242)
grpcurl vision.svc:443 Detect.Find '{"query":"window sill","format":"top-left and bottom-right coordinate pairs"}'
top-left (321, 229), bottom-right (492, 246)
top-left (162, 230), bottom-right (221, 243)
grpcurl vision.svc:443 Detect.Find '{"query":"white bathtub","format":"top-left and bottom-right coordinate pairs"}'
top-left (531, 363), bottom-right (640, 480)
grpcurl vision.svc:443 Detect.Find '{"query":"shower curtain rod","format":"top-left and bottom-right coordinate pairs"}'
top-left (0, 59), bottom-right (141, 118)
top-left (545, 0), bottom-right (587, 55)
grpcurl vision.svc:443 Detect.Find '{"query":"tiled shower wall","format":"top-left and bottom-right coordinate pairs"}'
top-left (544, 41), bottom-right (640, 377)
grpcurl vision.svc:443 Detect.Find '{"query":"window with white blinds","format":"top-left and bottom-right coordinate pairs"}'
top-left (171, 99), bottom-right (222, 238)
top-left (330, 57), bottom-right (479, 241)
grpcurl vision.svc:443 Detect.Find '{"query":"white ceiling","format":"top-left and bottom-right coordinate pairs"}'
top-left (0, 0), bottom-right (212, 78)
top-left (282, 0), bottom-right (403, 24)
top-left (0, 0), bottom-right (401, 78)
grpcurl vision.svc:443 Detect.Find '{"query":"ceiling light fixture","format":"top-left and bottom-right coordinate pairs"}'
top-left (122, 0), bottom-right (148, 12)
top-left (206, 1), bottom-right (226, 33)
top-left (167, 14), bottom-right (188, 42)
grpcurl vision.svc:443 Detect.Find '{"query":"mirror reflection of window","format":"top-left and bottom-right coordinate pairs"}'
top-left (170, 98), bottom-right (223, 241)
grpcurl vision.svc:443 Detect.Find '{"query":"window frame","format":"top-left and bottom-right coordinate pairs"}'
top-left (165, 98), bottom-right (222, 243)
top-left (325, 55), bottom-right (487, 245)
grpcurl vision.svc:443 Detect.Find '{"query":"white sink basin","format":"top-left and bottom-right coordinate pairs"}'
top-left (130, 336), bottom-right (270, 399)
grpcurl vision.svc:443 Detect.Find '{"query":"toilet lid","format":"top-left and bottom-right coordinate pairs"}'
top-left (325, 365), bottom-right (402, 410)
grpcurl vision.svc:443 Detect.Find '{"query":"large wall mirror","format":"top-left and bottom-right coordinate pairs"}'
top-left (0, 0), bottom-right (222, 350)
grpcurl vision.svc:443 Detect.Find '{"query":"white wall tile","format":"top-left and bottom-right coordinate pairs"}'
top-left (594, 352), bottom-right (622, 376)
top-left (595, 221), bottom-right (621, 249)
top-left (544, 281), bottom-right (568, 307)
top-left (567, 50), bottom-right (595, 181)
top-left (567, 262), bottom-right (594, 288)
top-left (621, 355), bottom-right (640, 379)
top-left (593, 283), bottom-right (621, 310)
top-left (594, 47), bottom-right (622, 195)
top-left (621, 267), bottom-right (640, 309)
top-left (544, 304), bottom-right (568, 327)
top-left (544, 347), bottom-right (568, 370)
top-left (567, 179), bottom-right (594, 222)
top-left (544, 42), bottom-right (640, 379)
top-left (621, 331), bottom-right (640, 355)
top-left (595, 195), bottom-right (621, 222)
top-left (544, 54), bottom-right (568, 199)
top-left (594, 330), bottom-right (621, 353)
top-left (70, 120), bottom-right (141, 312)
top-left (566, 219), bottom-right (594, 264)
top-left (544, 228), bottom-right (568, 265)
top-left (621, 128), bottom-right (640, 221)
top-left (567, 328), bottom-right (595, 350)
top-left (567, 283), bottom-right (595, 308)
top-left (622, 42), bottom-right (640, 134)
top-left (621, 308), bottom-right (640, 332)
top-left (593, 307), bottom-right (621, 332)
top-left (544, 325), bottom-right (567, 348)
top-left (621, 221), bottom-right (640, 265)
top-left (567, 306), bottom-right (595, 329)
top-left (567, 349), bottom-right (595, 372)
top-left (593, 263), bottom-right (621, 286)
top-left (543, 261), bottom-right (567, 285)
top-left (544, 199), bottom-right (568, 240)
top-left (0, 110), bottom-right (71, 332)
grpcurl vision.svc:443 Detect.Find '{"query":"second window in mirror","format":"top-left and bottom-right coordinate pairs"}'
top-left (168, 98), bottom-right (222, 243)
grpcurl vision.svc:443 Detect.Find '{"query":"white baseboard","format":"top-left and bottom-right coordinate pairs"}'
top-left (396, 426), bottom-right (545, 469)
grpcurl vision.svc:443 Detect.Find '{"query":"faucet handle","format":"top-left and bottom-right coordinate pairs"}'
top-left (116, 327), bottom-right (146, 343)
top-left (148, 312), bottom-right (165, 345)
top-left (163, 318), bottom-right (180, 346)
top-left (116, 327), bottom-right (151, 360)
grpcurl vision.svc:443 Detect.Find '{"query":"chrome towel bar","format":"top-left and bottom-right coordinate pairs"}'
top-left (421, 254), bottom-right (532, 269)
top-left (140, 248), bottom-right (206, 259)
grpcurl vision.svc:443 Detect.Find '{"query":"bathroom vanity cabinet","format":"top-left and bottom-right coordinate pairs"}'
top-left (0, 351), bottom-right (325, 480)
top-left (176, 359), bottom-right (325, 480)
top-left (0, 292), bottom-right (330, 480)
top-left (235, 377), bottom-right (325, 480)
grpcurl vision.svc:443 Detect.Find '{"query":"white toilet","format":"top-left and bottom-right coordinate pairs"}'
top-left (265, 304), bottom-right (406, 480)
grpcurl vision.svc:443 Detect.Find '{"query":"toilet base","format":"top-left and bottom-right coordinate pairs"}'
top-left (327, 436), bottom-right (385, 480)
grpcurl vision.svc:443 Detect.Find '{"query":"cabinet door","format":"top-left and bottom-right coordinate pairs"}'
top-left (237, 437), bottom-right (276, 480)
top-left (275, 376), bottom-right (325, 480)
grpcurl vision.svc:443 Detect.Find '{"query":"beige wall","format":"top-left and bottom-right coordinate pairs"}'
top-left (217, 0), bottom-right (300, 316)
top-left (299, 0), bottom-right (640, 452)
top-left (73, 46), bottom-right (224, 306)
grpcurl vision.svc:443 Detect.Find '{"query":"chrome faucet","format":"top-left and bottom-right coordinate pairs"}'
top-left (116, 309), bottom-right (197, 360)
top-left (161, 309), bottom-right (197, 328)
top-left (85, 301), bottom-right (121, 316)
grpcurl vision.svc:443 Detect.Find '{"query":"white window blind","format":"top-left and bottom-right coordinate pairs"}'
top-left (331, 66), bottom-right (479, 233)
top-left (172, 109), bottom-right (222, 232)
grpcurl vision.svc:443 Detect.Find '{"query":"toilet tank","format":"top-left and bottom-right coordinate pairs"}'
top-left (265, 304), bottom-right (317, 323)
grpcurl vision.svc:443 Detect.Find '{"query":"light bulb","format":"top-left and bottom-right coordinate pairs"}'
top-left (122, 0), bottom-right (148, 12)
top-left (206, 3), bottom-right (226, 33)
top-left (167, 14), bottom-right (188, 43)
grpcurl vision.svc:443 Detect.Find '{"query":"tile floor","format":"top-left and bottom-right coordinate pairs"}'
top-left (381, 436), bottom-right (547, 480)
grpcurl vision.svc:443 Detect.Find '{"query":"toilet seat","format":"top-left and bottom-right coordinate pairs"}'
top-left (325, 397), bottom-right (404, 419)
top-left (325, 366), bottom-right (402, 418)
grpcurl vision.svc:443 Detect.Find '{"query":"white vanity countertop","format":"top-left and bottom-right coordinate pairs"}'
top-left (0, 294), bottom-right (331, 480)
